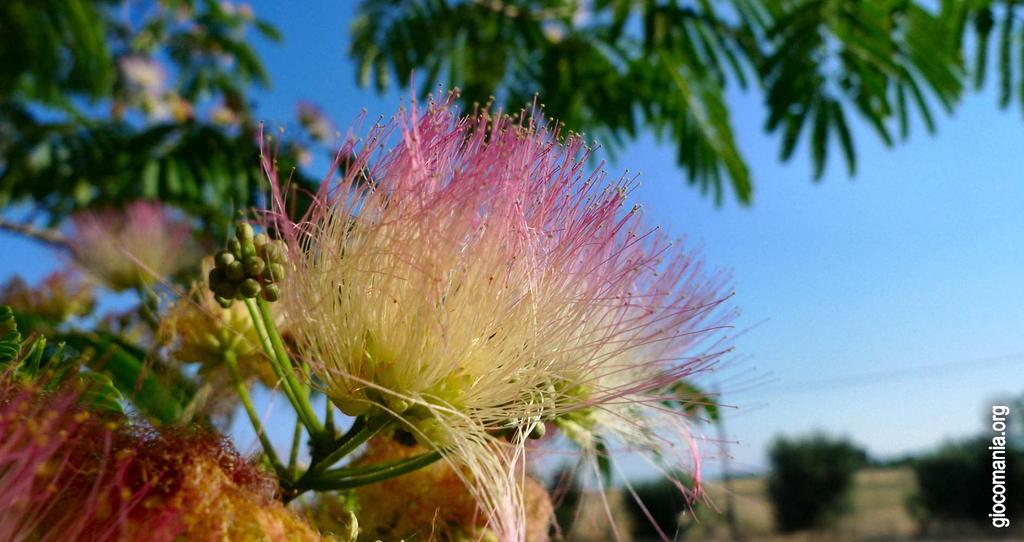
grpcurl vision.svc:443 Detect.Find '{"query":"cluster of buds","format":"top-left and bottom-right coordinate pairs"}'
top-left (208, 222), bottom-right (286, 306)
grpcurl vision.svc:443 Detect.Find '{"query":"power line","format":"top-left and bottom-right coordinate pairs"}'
top-left (743, 351), bottom-right (1024, 397)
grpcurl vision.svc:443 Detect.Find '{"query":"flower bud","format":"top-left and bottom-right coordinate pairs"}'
top-left (235, 221), bottom-right (255, 242)
top-left (240, 241), bottom-right (257, 259)
top-left (239, 278), bottom-right (262, 298)
top-left (253, 233), bottom-right (269, 251)
top-left (226, 238), bottom-right (242, 258)
top-left (214, 250), bottom-right (235, 268)
top-left (268, 263), bottom-right (285, 282)
top-left (261, 283), bottom-right (280, 302)
top-left (226, 261), bottom-right (246, 281)
top-left (243, 257), bottom-right (265, 278)
top-left (212, 281), bottom-right (237, 300)
top-left (262, 243), bottom-right (280, 263)
top-left (411, 417), bottom-right (452, 448)
top-left (208, 266), bottom-right (226, 286)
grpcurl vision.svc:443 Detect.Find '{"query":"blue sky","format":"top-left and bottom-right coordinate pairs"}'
top-left (4, 2), bottom-right (1023, 477)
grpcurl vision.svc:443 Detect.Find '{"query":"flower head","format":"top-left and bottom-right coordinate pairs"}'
top-left (0, 270), bottom-right (95, 324)
top-left (0, 372), bottom-right (321, 541)
top-left (69, 201), bottom-right (200, 291)
top-left (119, 56), bottom-right (167, 97)
top-left (265, 94), bottom-right (734, 540)
top-left (297, 101), bottom-right (334, 142)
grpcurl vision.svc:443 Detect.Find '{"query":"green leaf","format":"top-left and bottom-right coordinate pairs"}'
top-left (998, 1), bottom-right (1015, 107)
top-left (668, 380), bottom-right (720, 423)
top-left (595, 437), bottom-right (613, 486)
top-left (811, 100), bottom-right (830, 180)
top-left (60, 332), bottom-right (194, 424)
top-left (830, 101), bottom-right (856, 176)
top-left (0, 306), bottom-right (21, 366)
top-left (78, 371), bottom-right (125, 414)
top-left (973, 7), bottom-right (995, 90)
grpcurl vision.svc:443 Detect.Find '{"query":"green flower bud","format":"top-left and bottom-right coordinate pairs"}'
top-left (239, 278), bottom-right (262, 298)
top-left (215, 296), bottom-right (233, 309)
top-left (235, 221), bottom-right (255, 242)
top-left (272, 240), bottom-right (288, 262)
top-left (227, 238), bottom-right (242, 258)
top-left (268, 263), bottom-right (285, 282)
top-left (243, 257), bottom-right (265, 278)
top-left (263, 243), bottom-right (280, 262)
top-left (212, 281), bottom-right (237, 299)
top-left (253, 232), bottom-right (269, 251)
top-left (214, 250), bottom-right (235, 268)
top-left (261, 283), bottom-right (280, 302)
top-left (208, 267), bottom-right (226, 287)
top-left (528, 422), bottom-right (546, 439)
top-left (240, 241), bottom-right (257, 259)
top-left (226, 260), bottom-right (246, 281)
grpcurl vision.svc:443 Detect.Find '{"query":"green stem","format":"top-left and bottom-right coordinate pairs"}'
top-left (255, 297), bottom-right (323, 436)
top-left (244, 298), bottom-right (322, 437)
top-left (325, 399), bottom-right (336, 438)
top-left (284, 416), bottom-right (393, 502)
top-left (310, 416), bottom-right (391, 474)
top-left (243, 297), bottom-right (299, 407)
top-left (289, 417), bottom-right (303, 479)
top-left (322, 451), bottom-right (442, 479)
top-left (224, 350), bottom-right (287, 479)
top-left (308, 451), bottom-right (443, 491)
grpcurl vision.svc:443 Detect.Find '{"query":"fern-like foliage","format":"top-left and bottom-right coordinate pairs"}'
top-left (0, 0), bottom-right (316, 233)
top-left (0, 305), bottom-right (125, 414)
top-left (349, 0), bottom-right (996, 204)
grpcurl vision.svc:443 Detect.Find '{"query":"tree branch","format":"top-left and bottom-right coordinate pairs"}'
top-left (0, 217), bottom-right (68, 250)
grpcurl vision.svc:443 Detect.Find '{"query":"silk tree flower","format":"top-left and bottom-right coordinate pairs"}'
top-left (119, 56), bottom-right (167, 97)
top-left (0, 270), bottom-right (95, 324)
top-left (0, 372), bottom-right (321, 541)
top-left (265, 95), bottom-right (734, 540)
top-left (69, 201), bottom-right (200, 292)
top-left (297, 101), bottom-right (335, 143)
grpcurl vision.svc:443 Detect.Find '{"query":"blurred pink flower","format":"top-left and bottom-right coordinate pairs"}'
top-left (69, 201), bottom-right (200, 291)
top-left (0, 377), bottom-right (178, 541)
top-left (296, 101), bottom-right (334, 142)
top-left (119, 56), bottom-right (167, 97)
top-left (0, 373), bottom-right (321, 541)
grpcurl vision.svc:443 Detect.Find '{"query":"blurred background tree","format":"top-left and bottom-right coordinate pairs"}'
top-left (0, 0), bottom-right (321, 238)
top-left (350, 0), bottom-right (1024, 204)
top-left (766, 433), bottom-right (867, 533)
top-left (3, 0), bottom-right (1023, 225)
top-left (908, 438), bottom-right (1024, 535)
top-left (0, 0), bottom-right (335, 426)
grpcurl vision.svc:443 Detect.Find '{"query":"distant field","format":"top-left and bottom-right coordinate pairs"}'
top-left (690, 467), bottom-right (918, 541)
top-left (566, 467), bottom-right (1014, 542)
